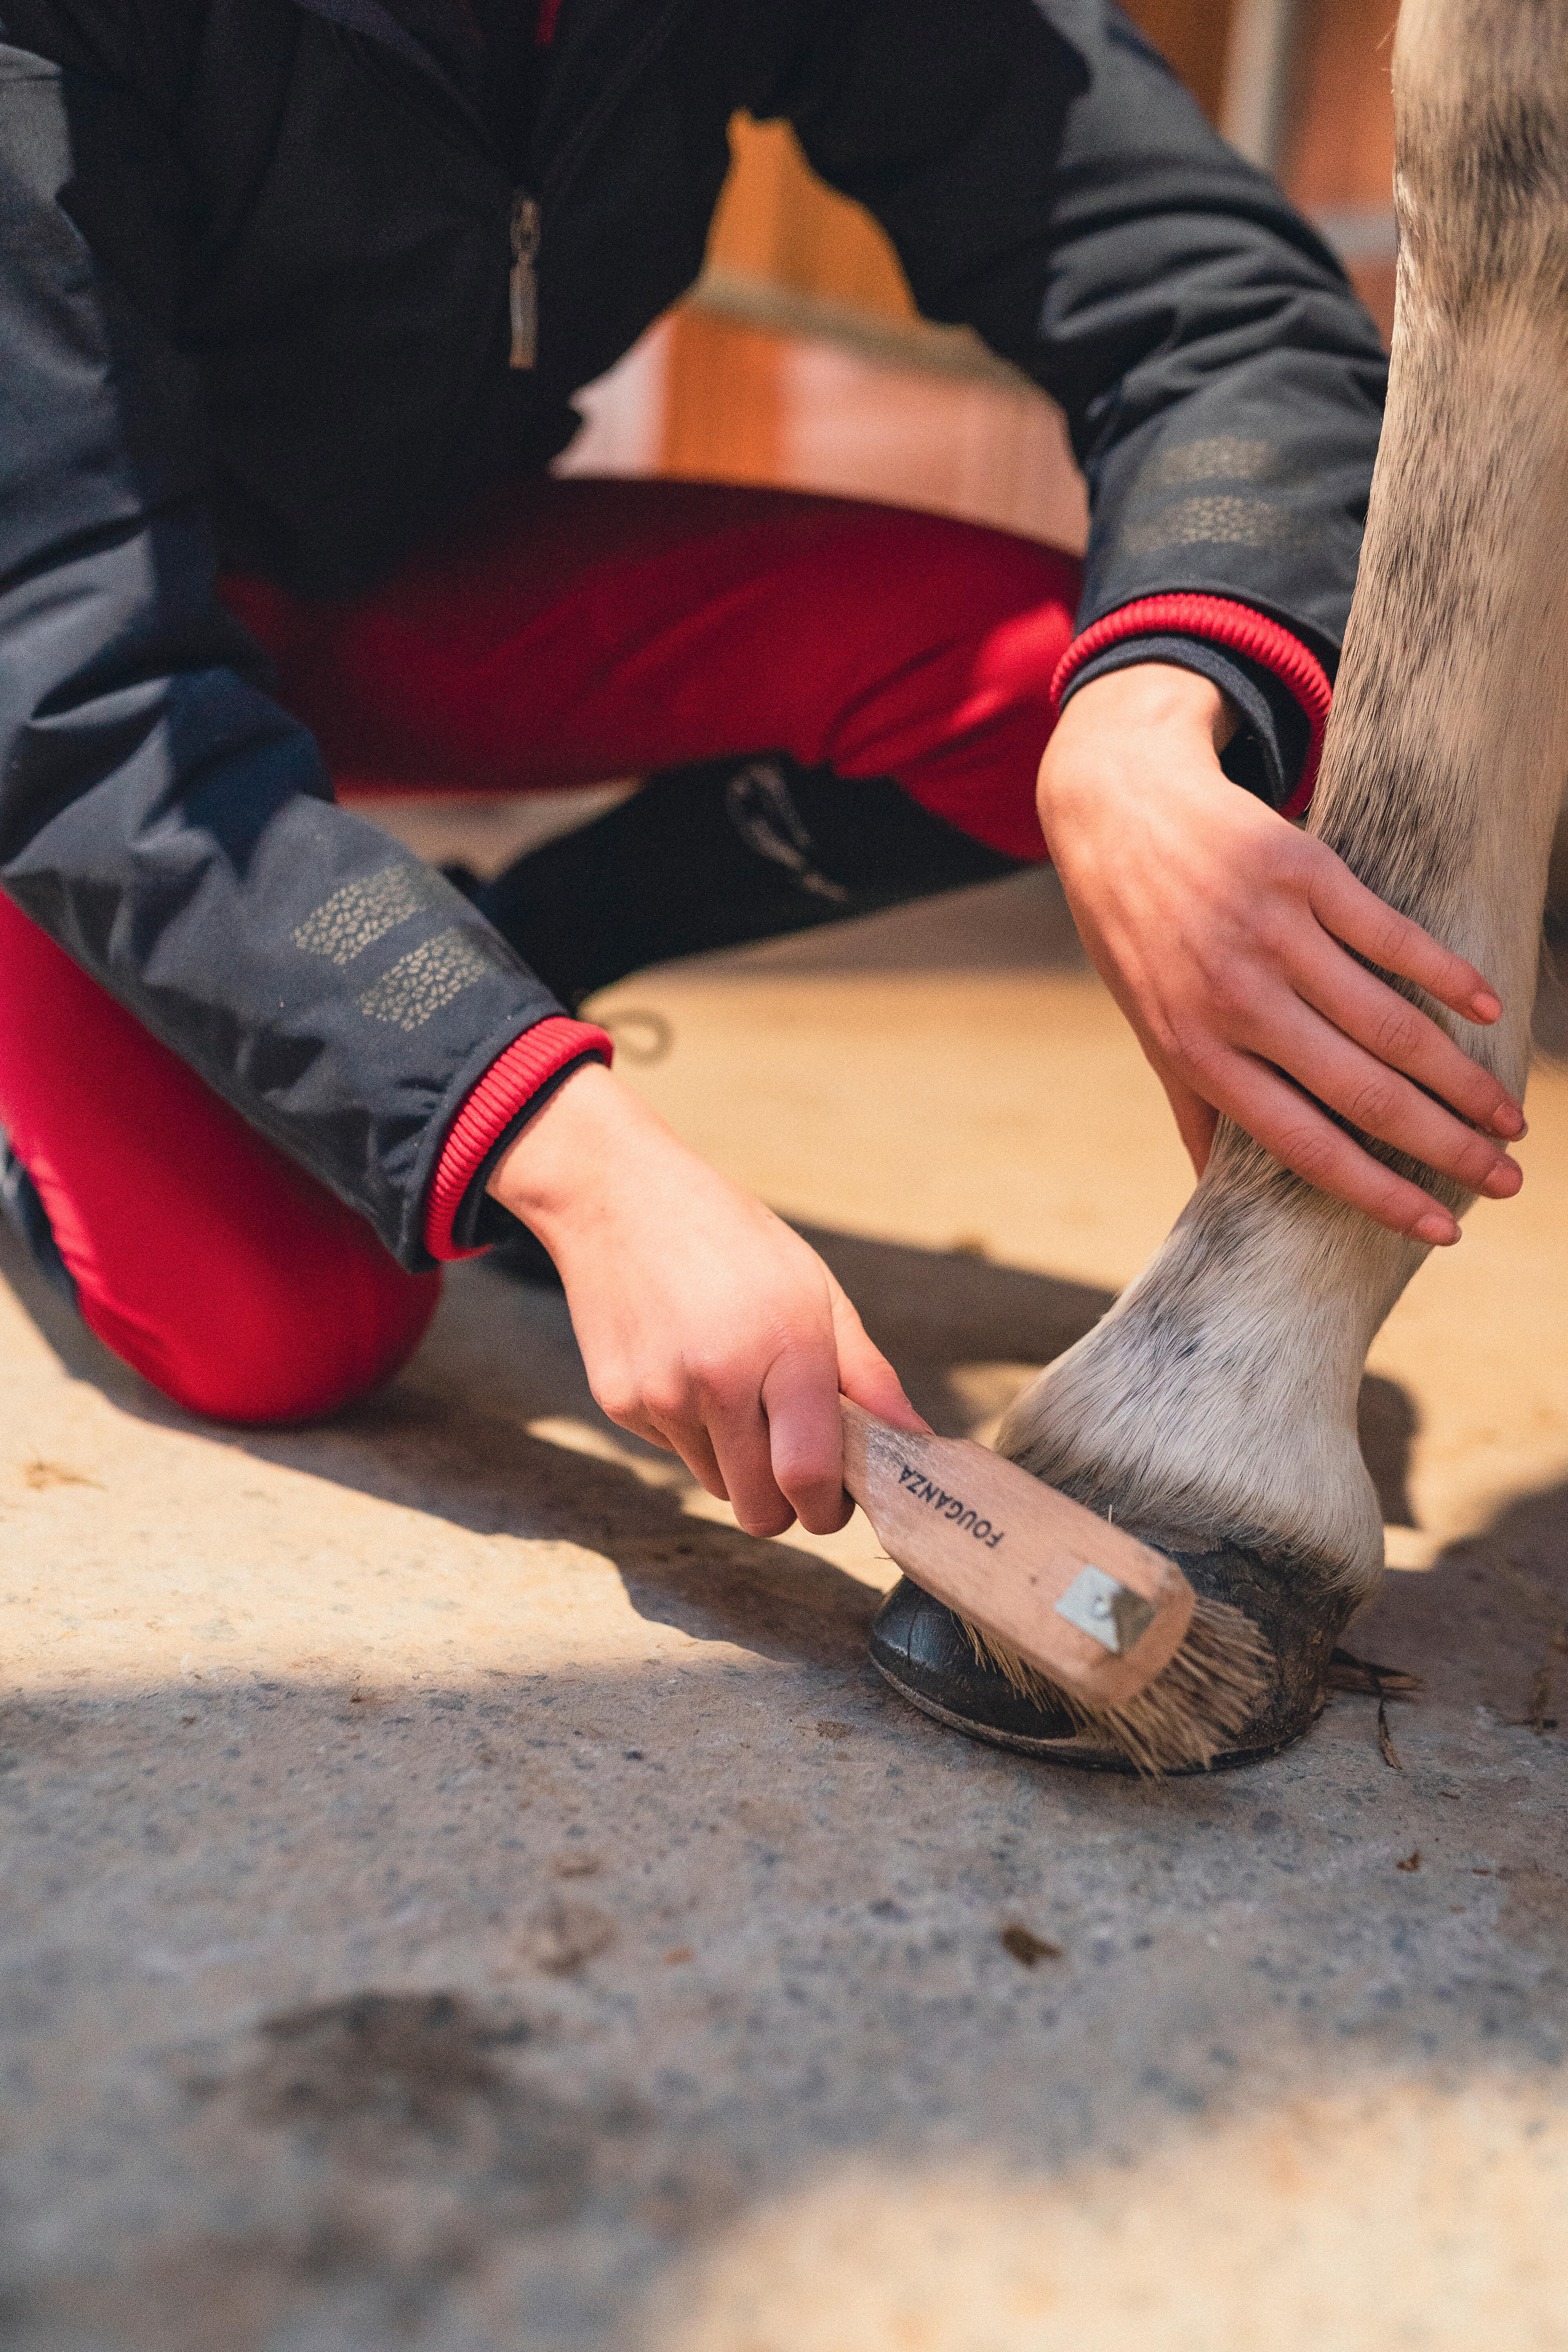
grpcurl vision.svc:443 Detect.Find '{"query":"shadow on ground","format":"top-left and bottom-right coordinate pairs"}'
top-left (0, 1215), bottom-right (1422, 1661)
top-left (1, 1218), bottom-right (1564, 2352)
top-left (0, 1566), bottom-right (1562, 2352)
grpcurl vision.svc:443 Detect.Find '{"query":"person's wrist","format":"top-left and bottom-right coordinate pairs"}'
top-left (1038, 661), bottom-right (1238, 838)
top-left (1058, 660), bottom-right (1237, 751)
top-left (485, 1058), bottom-right (651, 1238)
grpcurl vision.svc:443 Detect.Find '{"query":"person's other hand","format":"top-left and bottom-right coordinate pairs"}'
top-left (1036, 662), bottom-right (1526, 1245)
top-left (488, 1062), bottom-right (926, 1534)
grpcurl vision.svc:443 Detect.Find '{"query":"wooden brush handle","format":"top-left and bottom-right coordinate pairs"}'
top-left (840, 1399), bottom-right (1194, 1708)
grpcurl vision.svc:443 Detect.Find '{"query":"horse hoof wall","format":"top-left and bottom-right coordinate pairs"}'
top-left (868, 1539), bottom-right (1359, 1773)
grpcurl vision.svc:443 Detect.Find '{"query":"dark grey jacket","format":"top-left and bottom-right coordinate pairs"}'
top-left (0, 0), bottom-right (1387, 1267)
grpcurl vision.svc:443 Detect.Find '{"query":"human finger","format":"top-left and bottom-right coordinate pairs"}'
top-left (828, 1279), bottom-right (931, 1436)
top-left (1305, 851), bottom-right (1508, 1029)
top-left (690, 1375), bottom-right (804, 1539)
top-left (1235, 988), bottom-right (1520, 1201)
top-left (1292, 933), bottom-right (1524, 1138)
top-left (1156, 1066), bottom-right (1219, 1178)
top-left (604, 1384), bottom-right (731, 1495)
top-left (761, 1346), bottom-right (856, 1537)
top-left (1200, 1045), bottom-right (1464, 1241)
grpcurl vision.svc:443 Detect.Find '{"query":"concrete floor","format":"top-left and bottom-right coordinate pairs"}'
top-left (2, 869), bottom-right (1565, 2351)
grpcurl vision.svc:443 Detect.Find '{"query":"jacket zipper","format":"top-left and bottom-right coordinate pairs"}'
top-left (507, 1), bottom-right (694, 372)
top-left (509, 191), bottom-right (541, 369)
top-left (288, 0), bottom-right (698, 376)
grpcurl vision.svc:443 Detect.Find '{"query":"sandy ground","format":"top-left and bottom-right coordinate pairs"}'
top-left (2, 867), bottom-right (1564, 2351)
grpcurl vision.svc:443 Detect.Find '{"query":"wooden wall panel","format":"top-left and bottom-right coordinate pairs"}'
top-left (1279, 0), bottom-right (1400, 341)
top-left (1283, 0), bottom-right (1398, 205)
top-left (657, 306), bottom-right (786, 482)
top-left (703, 119), bottom-right (915, 318)
top-left (701, 1), bottom-right (1237, 319)
top-left (1124, 0), bottom-right (1237, 121)
top-left (647, 2), bottom-right (1400, 521)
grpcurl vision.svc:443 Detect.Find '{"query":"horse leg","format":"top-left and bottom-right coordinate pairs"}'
top-left (873, 0), bottom-right (1568, 1766)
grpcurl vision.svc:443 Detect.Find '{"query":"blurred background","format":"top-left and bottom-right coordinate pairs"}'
top-left (559, 0), bottom-right (1401, 544)
top-left (380, 0), bottom-right (1409, 883)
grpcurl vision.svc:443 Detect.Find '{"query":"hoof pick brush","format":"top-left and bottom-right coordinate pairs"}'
top-left (840, 1401), bottom-right (1273, 1775)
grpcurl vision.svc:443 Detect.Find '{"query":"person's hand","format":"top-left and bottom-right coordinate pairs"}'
top-left (487, 1061), bottom-right (927, 1534)
top-left (1036, 663), bottom-right (1526, 1245)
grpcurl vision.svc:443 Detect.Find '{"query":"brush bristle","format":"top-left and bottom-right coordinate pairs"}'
top-left (960, 1597), bottom-right (1276, 1776)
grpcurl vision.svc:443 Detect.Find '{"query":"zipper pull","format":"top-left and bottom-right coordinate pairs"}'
top-left (509, 189), bottom-right (540, 370)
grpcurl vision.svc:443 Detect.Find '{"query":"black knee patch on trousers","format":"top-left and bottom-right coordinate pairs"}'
top-left (474, 757), bottom-right (1025, 1011)
top-left (0, 1130), bottom-right (78, 1308)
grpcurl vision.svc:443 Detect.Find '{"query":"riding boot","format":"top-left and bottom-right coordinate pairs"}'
top-left (472, 755), bottom-right (1024, 1013)
top-left (468, 755), bottom-right (1024, 1284)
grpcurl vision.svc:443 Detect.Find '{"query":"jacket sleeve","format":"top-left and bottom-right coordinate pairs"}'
top-left (781, 0), bottom-right (1389, 809)
top-left (0, 49), bottom-right (593, 1271)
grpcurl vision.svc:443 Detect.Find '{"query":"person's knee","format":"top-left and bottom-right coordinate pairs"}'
top-left (83, 1257), bottom-right (442, 1427)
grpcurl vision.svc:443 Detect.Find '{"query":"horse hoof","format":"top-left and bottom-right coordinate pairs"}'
top-left (868, 1540), bottom-right (1360, 1773)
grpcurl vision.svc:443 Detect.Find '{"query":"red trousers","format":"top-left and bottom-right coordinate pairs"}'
top-left (0, 479), bottom-right (1079, 1424)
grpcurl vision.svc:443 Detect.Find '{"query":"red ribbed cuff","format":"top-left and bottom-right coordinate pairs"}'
top-left (1049, 594), bottom-right (1332, 820)
top-left (424, 1016), bottom-right (614, 1262)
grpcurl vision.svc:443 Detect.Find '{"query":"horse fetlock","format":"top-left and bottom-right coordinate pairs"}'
top-left (997, 1137), bottom-right (1397, 1608)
